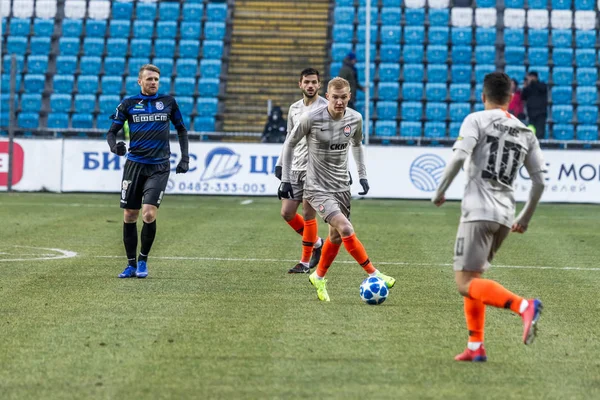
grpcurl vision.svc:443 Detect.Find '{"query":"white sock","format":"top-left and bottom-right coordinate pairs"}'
top-left (467, 342), bottom-right (482, 351)
top-left (314, 237), bottom-right (323, 249)
top-left (519, 299), bottom-right (529, 314)
top-left (368, 269), bottom-right (379, 277)
top-left (299, 261), bottom-right (308, 267)
top-left (314, 273), bottom-right (324, 280)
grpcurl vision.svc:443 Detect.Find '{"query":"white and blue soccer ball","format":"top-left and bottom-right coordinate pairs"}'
top-left (359, 276), bottom-right (389, 305)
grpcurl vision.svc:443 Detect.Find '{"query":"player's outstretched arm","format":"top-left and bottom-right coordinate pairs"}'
top-left (431, 149), bottom-right (468, 206)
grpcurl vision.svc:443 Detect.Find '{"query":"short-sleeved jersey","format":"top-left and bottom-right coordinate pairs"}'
top-left (284, 96), bottom-right (329, 171)
top-left (454, 109), bottom-right (545, 227)
top-left (112, 93), bottom-right (186, 165)
top-left (284, 105), bottom-right (365, 193)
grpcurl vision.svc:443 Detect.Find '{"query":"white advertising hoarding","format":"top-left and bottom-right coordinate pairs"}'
top-left (0, 139), bottom-right (62, 192)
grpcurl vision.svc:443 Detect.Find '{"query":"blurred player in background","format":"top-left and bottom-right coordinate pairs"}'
top-left (275, 68), bottom-right (328, 274)
top-left (107, 64), bottom-right (189, 279)
top-left (432, 72), bottom-right (546, 362)
top-left (278, 77), bottom-right (396, 301)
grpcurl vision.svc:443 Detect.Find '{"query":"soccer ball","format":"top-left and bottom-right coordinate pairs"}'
top-left (359, 276), bottom-right (389, 305)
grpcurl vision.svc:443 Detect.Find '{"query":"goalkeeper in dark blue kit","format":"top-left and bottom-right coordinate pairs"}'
top-left (107, 64), bottom-right (189, 279)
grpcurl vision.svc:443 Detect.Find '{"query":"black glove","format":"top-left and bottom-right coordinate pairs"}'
top-left (275, 166), bottom-right (282, 180)
top-left (358, 178), bottom-right (370, 195)
top-left (111, 141), bottom-right (127, 156)
top-left (348, 171), bottom-right (353, 185)
top-left (277, 182), bottom-right (294, 200)
top-left (176, 158), bottom-right (189, 174)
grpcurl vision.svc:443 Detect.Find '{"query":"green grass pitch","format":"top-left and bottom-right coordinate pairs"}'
top-left (0, 193), bottom-right (599, 399)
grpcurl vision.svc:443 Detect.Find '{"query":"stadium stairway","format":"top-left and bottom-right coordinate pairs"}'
top-left (222, 0), bottom-right (330, 135)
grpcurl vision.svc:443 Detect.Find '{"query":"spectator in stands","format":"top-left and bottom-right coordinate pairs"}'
top-left (508, 79), bottom-right (526, 123)
top-left (261, 106), bottom-right (287, 143)
top-left (521, 71), bottom-right (548, 140)
top-left (337, 52), bottom-right (363, 110)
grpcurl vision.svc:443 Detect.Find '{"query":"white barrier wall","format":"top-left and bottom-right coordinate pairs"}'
top-left (0, 139), bottom-right (62, 191)
top-left (4, 139), bottom-right (600, 203)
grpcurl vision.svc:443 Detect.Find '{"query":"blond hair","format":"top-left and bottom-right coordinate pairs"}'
top-left (327, 77), bottom-right (350, 91)
top-left (138, 64), bottom-right (161, 78)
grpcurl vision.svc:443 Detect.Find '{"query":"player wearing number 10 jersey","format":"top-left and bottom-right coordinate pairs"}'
top-left (432, 72), bottom-right (546, 362)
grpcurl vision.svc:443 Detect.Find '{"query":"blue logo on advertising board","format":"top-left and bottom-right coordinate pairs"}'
top-left (200, 147), bottom-right (242, 181)
top-left (409, 154), bottom-right (446, 192)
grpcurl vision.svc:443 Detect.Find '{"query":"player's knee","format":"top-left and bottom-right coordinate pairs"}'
top-left (338, 223), bottom-right (354, 237)
top-left (454, 276), bottom-right (472, 297)
top-left (142, 208), bottom-right (157, 223)
top-left (280, 209), bottom-right (295, 221)
top-left (123, 209), bottom-right (138, 223)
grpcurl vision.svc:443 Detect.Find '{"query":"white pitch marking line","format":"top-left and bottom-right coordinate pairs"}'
top-left (240, 199), bottom-right (254, 205)
top-left (94, 255), bottom-right (600, 271)
top-left (0, 246), bottom-right (78, 262)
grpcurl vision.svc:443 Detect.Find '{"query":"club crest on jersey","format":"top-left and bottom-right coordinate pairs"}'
top-left (318, 204), bottom-right (325, 213)
top-left (156, 101), bottom-right (164, 111)
top-left (343, 124), bottom-right (351, 137)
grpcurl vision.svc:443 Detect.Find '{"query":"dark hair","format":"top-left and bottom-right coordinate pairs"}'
top-left (528, 71), bottom-right (539, 78)
top-left (483, 72), bottom-right (512, 105)
top-left (299, 68), bottom-right (320, 81)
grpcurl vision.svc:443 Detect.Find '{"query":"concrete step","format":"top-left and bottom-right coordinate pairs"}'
top-left (230, 36), bottom-right (327, 46)
top-left (232, 28), bottom-right (327, 38)
top-left (227, 54), bottom-right (326, 64)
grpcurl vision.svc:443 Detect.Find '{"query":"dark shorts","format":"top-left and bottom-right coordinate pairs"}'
top-left (120, 160), bottom-right (170, 209)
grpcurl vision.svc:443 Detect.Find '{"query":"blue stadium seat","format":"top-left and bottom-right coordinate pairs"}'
top-left (2, 55), bottom-right (24, 73)
top-left (381, 26), bottom-right (401, 44)
top-left (429, 9), bottom-right (449, 26)
top-left (449, 122), bottom-right (462, 138)
top-left (576, 86), bottom-right (596, 106)
top-left (505, 66), bottom-right (526, 80)
top-left (476, 0), bottom-right (495, 6)
top-left (528, 0), bottom-right (548, 7)
top-left (575, 30), bottom-right (596, 48)
top-left (356, 80), bottom-right (374, 100)
top-left (402, 83), bottom-right (423, 101)
top-left (553, 49), bottom-right (573, 66)
top-left (196, 98), bottom-right (218, 117)
top-left (133, 21), bottom-right (154, 38)
top-left (474, 103), bottom-right (485, 111)
top-left (330, 62), bottom-right (342, 76)
top-left (26, 55), bottom-right (48, 74)
top-left (96, 115), bottom-right (113, 130)
top-left (403, 45), bottom-right (424, 63)
top-left (427, 45), bottom-right (447, 64)
top-left (577, 106), bottom-right (598, 125)
top-left (10, 18), bottom-right (30, 36)
top-left (356, 44), bottom-right (377, 62)
top-left (194, 117), bottom-right (215, 132)
top-left (182, 3), bottom-right (203, 22)
top-left (112, 1), bottom-right (133, 20)
top-left (354, 100), bottom-right (374, 117)
top-left (475, 46), bottom-right (495, 64)
top-left (405, 8), bottom-right (425, 26)
top-left (528, 29), bottom-right (548, 47)
top-left (50, 94), bottom-right (71, 112)
top-left (424, 122), bottom-right (446, 138)
top-left (174, 77), bottom-right (196, 96)
top-left (334, 6), bottom-right (354, 24)
top-left (98, 94), bottom-right (120, 114)
top-left (62, 19), bottom-right (83, 37)
top-left (401, 102), bottom-right (422, 121)
top-left (449, 103), bottom-right (471, 122)
top-left (375, 121), bottom-right (397, 137)
top-left (404, 27), bottom-right (425, 44)
top-left (136, 1), bottom-right (157, 19)
top-left (153, 58), bottom-right (174, 77)
top-left (475, 28), bottom-right (496, 46)
top-left (552, 124), bottom-right (574, 140)
top-left (451, 28), bottom-right (472, 45)
top-left (505, 0), bottom-right (525, 6)
top-left (180, 22), bottom-right (201, 39)
top-left (20, 93), bottom-right (42, 111)
top-left (576, 125), bottom-right (598, 141)
top-left (451, 65), bottom-right (471, 84)
top-left (105, 38), bottom-right (127, 57)
top-left (47, 113), bottom-right (69, 128)
top-left (154, 39), bottom-right (175, 58)
top-left (400, 121), bottom-right (421, 137)
top-left (528, 48), bottom-right (549, 65)
top-left (475, 65), bottom-right (495, 83)
top-left (425, 83), bottom-right (447, 102)
top-left (1, 74), bottom-right (22, 93)
top-left (0, 110), bottom-right (10, 128)
top-left (551, 0), bottom-right (572, 9)
top-left (18, 112), bottom-right (39, 129)
top-left (552, 30), bottom-right (572, 48)
top-left (86, 20), bottom-right (106, 38)
top-left (156, 21), bottom-right (177, 39)
top-left (449, 84), bottom-right (471, 102)
top-left (379, 44), bottom-right (400, 62)
top-left (83, 38), bottom-right (104, 56)
top-left (203, 41), bottom-right (224, 59)
top-left (357, 26), bottom-right (378, 43)
top-left (575, 49), bottom-right (595, 67)
top-left (505, 29), bottom-right (525, 46)
top-left (54, 57), bottom-right (77, 76)
top-left (427, 64), bottom-right (448, 83)
top-left (79, 56), bottom-right (101, 75)
top-left (552, 67), bottom-right (574, 86)
top-left (528, 66), bottom-right (549, 82)
top-left (358, 6), bottom-right (379, 25)
top-left (59, 37), bottom-right (80, 56)
top-left (505, 47), bottom-right (525, 64)
top-left (176, 59), bottom-right (198, 77)
top-left (128, 58), bottom-right (150, 76)
top-left (130, 39), bottom-right (152, 57)
top-left (576, 68), bottom-right (597, 86)
top-left (77, 75), bottom-right (99, 94)
top-left (159, 2), bottom-right (180, 21)
top-left (332, 43), bottom-right (352, 61)
top-left (30, 37), bottom-right (51, 55)
top-left (574, 0), bottom-right (595, 9)
top-left (53, 75), bottom-right (74, 94)
top-left (376, 101), bottom-right (398, 120)
top-left (425, 103), bottom-right (446, 122)
top-left (23, 74), bottom-right (44, 93)
top-left (428, 27), bottom-right (449, 45)
top-left (552, 105), bottom-right (573, 123)
top-left (103, 57), bottom-right (126, 76)
top-left (72, 113), bottom-right (93, 129)
top-left (177, 96), bottom-right (195, 115)
top-left (403, 64), bottom-right (424, 82)
top-left (159, 78), bottom-right (172, 94)
top-left (200, 59), bottom-right (221, 79)
top-left (451, 46), bottom-right (471, 64)
top-left (380, 8), bottom-right (401, 25)
top-left (204, 22), bottom-right (226, 40)
top-left (332, 24), bottom-right (353, 43)
top-left (381, 0), bottom-right (402, 5)
top-left (552, 86), bottom-right (572, 104)
top-left (378, 82), bottom-right (399, 100)
top-left (125, 76), bottom-right (140, 94)
top-left (179, 40), bottom-right (200, 58)
top-left (378, 63), bottom-right (400, 82)
top-left (206, 3), bottom-right (228, 22)
top-left (73, 94), bottom-right (96, 113)
top-left (108, 20), bottom-right (130, 37)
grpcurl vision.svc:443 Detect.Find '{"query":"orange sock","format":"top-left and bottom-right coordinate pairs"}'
top-left (286, 213), bottom-right (304, 235)
top-left (341, 233), bottom-right (376, 274)
top-left (464, 297), bottom-right (485, 343)
top-left (316, 238), bottom-right (341, 277)
top-left (301, 219), bottom-right (318, 263)
top-left (468, 278), bottom-right (524, 315)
